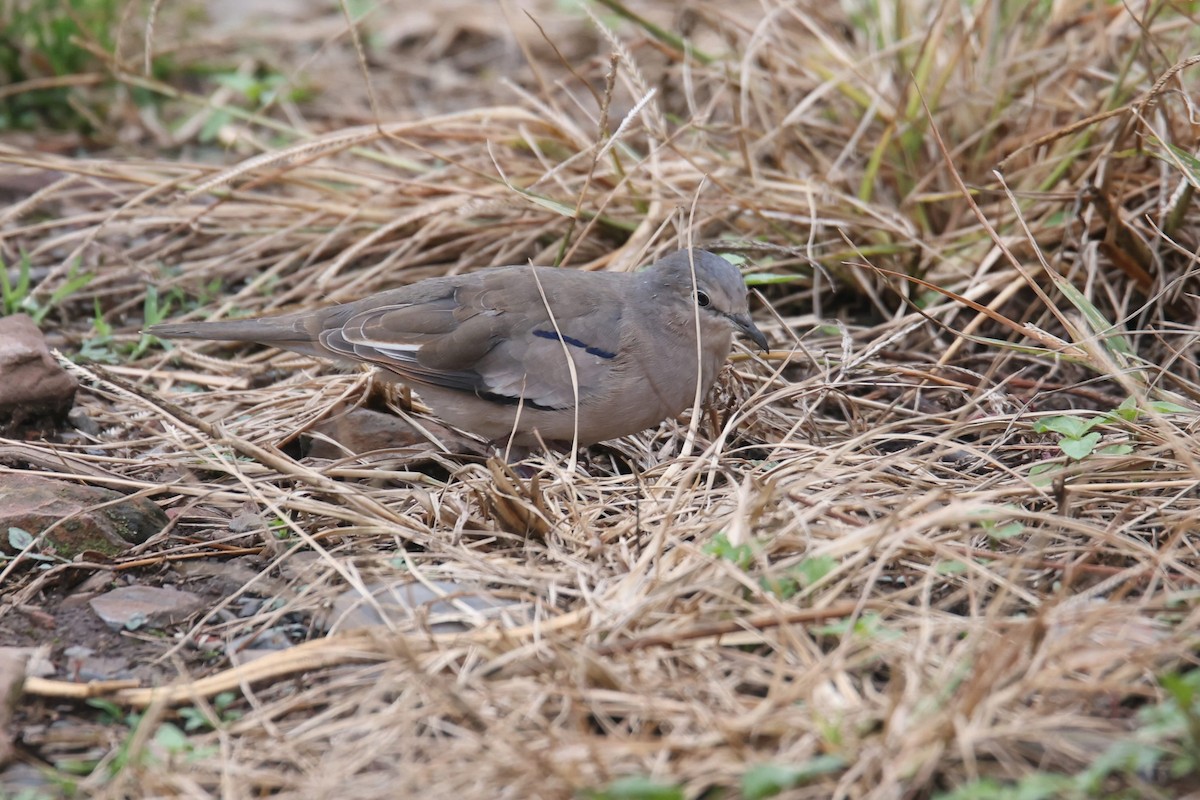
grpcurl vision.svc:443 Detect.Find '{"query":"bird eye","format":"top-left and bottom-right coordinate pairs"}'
top-left (696, 290), bottom-right (711, 308)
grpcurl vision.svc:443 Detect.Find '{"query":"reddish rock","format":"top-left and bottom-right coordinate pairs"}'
top-left (0, 473), bottom-right (166, 559)
top-left (0, 314), bottom-right (77, 434)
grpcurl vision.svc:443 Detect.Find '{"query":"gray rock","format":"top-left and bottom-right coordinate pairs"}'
top-left (325, 579), bottom-right (530, 634)
top-left (89, 585), bottom-right (205, 631)
top-left (63, 648), bottom-right (133, 682)
top-left (226, 627), bottom-right (297, 665)
top-left (67, 407), bottom-right (100, 436)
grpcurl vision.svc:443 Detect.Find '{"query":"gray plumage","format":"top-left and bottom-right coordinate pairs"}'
top-left (149, 249), bottom-right (768, 447)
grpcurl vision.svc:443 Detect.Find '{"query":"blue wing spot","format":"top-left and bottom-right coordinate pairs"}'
top-left (532, 329), bottom-right (616, 359)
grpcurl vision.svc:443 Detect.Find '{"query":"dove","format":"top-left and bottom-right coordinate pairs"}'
top-left (148, 249), bottom-right (767, 447)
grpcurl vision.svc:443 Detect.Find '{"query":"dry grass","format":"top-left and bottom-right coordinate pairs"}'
top-left (2, 1), bottom-right (1199, 798)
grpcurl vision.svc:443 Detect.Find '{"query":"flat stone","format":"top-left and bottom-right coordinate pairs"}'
top-left (324, 578), bottom-right (530, 634)
top-left (0, 473), bottom-right (167, 559)
top-left (0, 763), bottom-right (55, 796)
top-left (0, 314), bottom-right (77, 434)
top-left (226, 626), bottom-right (297, 666)
top-left (66, 407), bottom-right (99, 436)
top-left (63, 647), bottom-right (132, 682)
top-left (89, 585), bottom-right (205, 631)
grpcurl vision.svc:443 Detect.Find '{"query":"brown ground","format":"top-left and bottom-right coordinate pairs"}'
top-left (1, 1), bottom-right (1199, 798)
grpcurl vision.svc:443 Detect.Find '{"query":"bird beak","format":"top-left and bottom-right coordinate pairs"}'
top-left (729, 312), bottom-right (769, 352)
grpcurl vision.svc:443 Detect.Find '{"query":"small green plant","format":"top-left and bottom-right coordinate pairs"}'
top-left (76, 702), bottom-right (218, 778)
top-left (936, 559), bottom-right (970, 575)
top-left (1032, 415), bottom-right (1121, 461)
top-left (704, 531), bottom-right (756, 569)
top-left (708, 535), bottom-right (841, 600)
top-left (1030, 397), bottom-right (1191, 480)
top-left (760, 555), bottom-right (839, 599)
top-left (814, 612), bottom-right (899, 641)
top-left (793, 554), bottom-right (838, 586)
top-left (1108, 395), bottom-right (1191, 423)
top-left (759, 573), bottom-right (800, 599)
top-left (194, 69), bottom-right (314, 143)
top-left (4, 527), bottom-right (68, 569)
top-left (742, 755), bottom-right (847, 799)
top-left (580, 775), bottom-right (684, 800)
top-left (179, 692), bottom-right (242, 732)
top-left (132, 285), bottom-right (176, 358)
top-left (0, 254), bottom-right (93, 324)
top-left (86, 698), bottom-right (138, 727)
top-left (77, 306), bottom-right (118, 364)
top-left (972, 505), bottom-right (1024, 543)
top-left (9, 788), bottom-right (73, 800)
top-left (57, 700), bottom-right (141, 776)
top-left (215, 69), bottom-right (314, 107)
top-left (934, 773), bottom-right (1075, 800)
top-left (980, 518), bottom-right (1024, 541)
top-left (152, 721), bottom-right (219, 762)
top-left (0, 254), bottom-right (33, 316)
top-left (0, 0), bottom-right (118, 129)
top-left (1078, 669), bottom-right (1200, 792)
top-left (268, 516), bottom-right (292, 539)
top-left (0, 0), bottom-right (195, 133)
top-left (80, 287), bottom-right (178, 364)
top-left (934, 669), bottom-right (1200, 799)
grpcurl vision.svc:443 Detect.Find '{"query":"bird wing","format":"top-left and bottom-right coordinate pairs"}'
top-left (320, 267), bottom-right (628, 411)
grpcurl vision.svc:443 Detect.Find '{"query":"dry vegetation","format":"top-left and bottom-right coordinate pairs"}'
top-left (2, 0), bottom-right (1199, 798)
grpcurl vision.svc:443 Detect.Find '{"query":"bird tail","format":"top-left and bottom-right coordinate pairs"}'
top-left (146, 314), bottom-right (328, 358)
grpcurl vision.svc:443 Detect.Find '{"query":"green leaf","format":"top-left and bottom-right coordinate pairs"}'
top-left (936, 560), bottom-right (968, 575)
top-left (1028, 461), bottom-right (1061, 480)
top-left (914, 290), bottom-right (941, 309)
top-left (760, 575), bottom-right (799, 599)
top-left (742, 756), bottom-right (846, 799)
top-left (198, 109), bottom-right (232, 143)
top-left (8, 527), bottom-right (34, 550)
top-left (1054, 279), bottom-right (1134, 357)
top-left (4, 254), bottom-right (33, 316)
top-left (85, 698), bottom-right (128, 724)
top-left (1150, 400), bottom-right (1192, 415)
top-left (815, 612), bottom-right (897, 640)
top-left (1059, 431), bottom-right (1102, 460)
top-left (793, 555), bottom-right (838, 586)
top-left (933, 772), bottom-right (1075, 800)
top-left (583, 776), bottom-right (685, 800)
top-left (1114, 396), bottom-right (1140, 422)
top-left (214, 72), bottom-right (259, 96)
top-left (984, 521), bottom-right (1024, 541)
top-left (154, 722), bottom-right (189, 753)
top-left (178, 706), bottom-right (210, 732)
top-left (48, 266), bottom-right (93, 307)
top-left (743, 272), bottom-right (805, 286)
top-left (704, 532), bottom-right (756, 570)
top-left (1158, 670), bottom-right (1199, 717)
top-left (213, 691), bottom-right (238, 712)
top-left (1033, 415), bottom-right (1102, 438)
